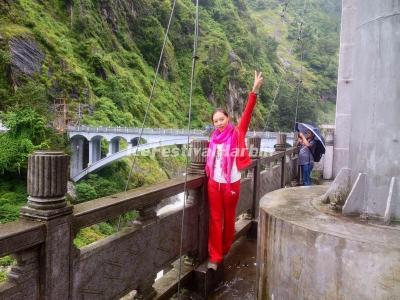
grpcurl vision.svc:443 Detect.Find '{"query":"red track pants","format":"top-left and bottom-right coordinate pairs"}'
top-left (208, 179), bottom-right (241, 263)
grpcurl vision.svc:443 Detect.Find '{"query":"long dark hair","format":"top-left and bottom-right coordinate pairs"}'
top-left (211, 108), bottom-right (229, 122)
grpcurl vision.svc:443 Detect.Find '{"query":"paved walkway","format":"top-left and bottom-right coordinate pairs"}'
top-left (208, 236), bottom-right (257, 300)
top-left (169, 236), bottom-right (257, 300)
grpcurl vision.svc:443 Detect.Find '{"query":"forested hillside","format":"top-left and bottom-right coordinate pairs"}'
top-left (0, 0), bottom-right (341, 222)
top-left (0, 0), bottom-right (340, 128)
top-left (0, 0), bottom-right (341, 279)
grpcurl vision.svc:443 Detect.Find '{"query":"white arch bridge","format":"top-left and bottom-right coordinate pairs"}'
top-left (68, 126), bottom-right (293, 182)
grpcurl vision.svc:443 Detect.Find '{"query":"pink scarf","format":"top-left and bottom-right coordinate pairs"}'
top-left (206, 123), bottom-right (238, 186)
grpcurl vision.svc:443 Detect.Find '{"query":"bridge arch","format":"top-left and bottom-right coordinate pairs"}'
top-left (71, 138), bottom-right (200, 182)
top-left (108, 136), bottom-right (127, 155)
top-left (130, 136), bottom-right (148, 147)
top-left (70, 134), bottom-right (88, 141)
top-left (110, 136), bottom-right (127, 143)
top-left (69, 133), bottom-right (89, 141)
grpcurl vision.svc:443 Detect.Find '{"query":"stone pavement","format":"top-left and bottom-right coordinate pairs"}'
top-left (208, 236), bottom-right (257, 300)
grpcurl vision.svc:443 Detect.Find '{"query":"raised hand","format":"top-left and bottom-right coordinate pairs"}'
top-left (252, 71), bottom-right (264, 94)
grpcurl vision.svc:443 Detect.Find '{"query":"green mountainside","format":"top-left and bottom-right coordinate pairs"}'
top-left (0, 0), bottom-right (341, 277)
top-left (0, 0), bottom-right (341, 223)
top-left (0, 0), bottom-right (340, 129)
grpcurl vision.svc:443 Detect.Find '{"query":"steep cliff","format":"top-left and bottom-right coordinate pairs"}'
top-left (0, 0), bottom-right (340, 131)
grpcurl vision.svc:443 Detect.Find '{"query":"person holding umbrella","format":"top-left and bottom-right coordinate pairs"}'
top-left (295, 122), bottom-right (326, 186)
top-left (297, 130), bottom-right (317, 186)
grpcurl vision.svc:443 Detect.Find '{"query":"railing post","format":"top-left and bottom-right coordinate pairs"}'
top-left (134, 204), bottom-right (158, 299)
top-left (188, 140), bottom-right (208, 261)
top-left (189, 140), bottom-right (208, 176)
top-left (247, 136), bottom-right (262, 239)
top-left (248, 136), bottom-right (261, 221)
top-left (275, 134), bottom-right (287, 188)
top-left (20, 151), bottom-right (72, 300)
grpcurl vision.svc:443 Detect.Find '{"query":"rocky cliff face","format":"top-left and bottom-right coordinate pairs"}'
top-left (225, 51), bottom-right (247, 122)
top-left (226, 80), bottom-right (247, 122)
top-left (9, 37), bottom-right (44, 86)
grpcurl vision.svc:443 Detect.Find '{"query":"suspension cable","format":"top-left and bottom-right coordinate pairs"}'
top-left (263, 1), bottom-right (291, 132)
top-left (293, 0), bottom-right (309, 131)
top-left (263, 0), bottom-right (308, 132)
top-left (117, 0), bottom-right (178, 231)
top-left (177, 0), bottom-right (199, 298)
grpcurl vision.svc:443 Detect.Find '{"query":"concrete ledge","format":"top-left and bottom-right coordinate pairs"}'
top-left (153, 259), bottom-right (194, 300)
top-left (193, 261), bottom-right (224, 298)
top-left (191, 218), bottom-right (253, 298)
top-left (257, 186), bottom-right (400, 300)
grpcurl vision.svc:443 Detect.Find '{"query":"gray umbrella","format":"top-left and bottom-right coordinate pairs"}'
top-left (295, 122), bottom-right (326, 150)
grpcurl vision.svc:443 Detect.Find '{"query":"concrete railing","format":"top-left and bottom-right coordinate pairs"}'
top-left (0, 135), bottom-right (299, 299)
top-left (67, 125), bottom-right (206, 136)
top-left (67, 125), bottom-right (294, 139)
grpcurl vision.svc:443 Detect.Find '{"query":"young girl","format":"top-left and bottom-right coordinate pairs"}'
top-left (205, 71), bottom-right (263, 270)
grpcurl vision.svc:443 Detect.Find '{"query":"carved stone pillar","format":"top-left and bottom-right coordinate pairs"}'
top-left (274, 133), bottom-right (287, 152)
top-left (189, 139), bottom-right (209, 175)
top-left (20, 151), bottom-right (72, 300)
top-left (248, 136), bottom-right (261, 159)
top-left (21, 151), bottom-right (72, 219)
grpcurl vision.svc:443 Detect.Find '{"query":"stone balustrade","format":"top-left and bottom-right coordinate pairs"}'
top-left (0, 135), bottom-right (299, 299)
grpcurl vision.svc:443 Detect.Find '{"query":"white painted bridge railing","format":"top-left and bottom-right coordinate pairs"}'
top-left (67, 125), bottom-right (205, 136)
top-left (67, 125), bottom-right (294, 139)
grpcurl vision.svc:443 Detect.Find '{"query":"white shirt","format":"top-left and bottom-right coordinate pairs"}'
top-left (213, 144), bottom-right (241, 183)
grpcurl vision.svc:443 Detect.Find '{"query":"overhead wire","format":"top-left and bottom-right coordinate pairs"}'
top-left (117, 0), bottom-right (178, 231)
top-left (262, 1), bottom-right (291, 132)
top-left (176, 0), bottom-right (200, 298)
top-left (262, 0), bottom-right (309, 133)
top-left (293, 0), bottom-right (309, 131)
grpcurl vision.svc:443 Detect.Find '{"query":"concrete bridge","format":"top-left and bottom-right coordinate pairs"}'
top-left (68, 125), bottom-right (293, 181)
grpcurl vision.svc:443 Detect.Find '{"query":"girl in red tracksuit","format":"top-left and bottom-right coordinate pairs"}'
top-left (205, 71), bottom-right (263, 270)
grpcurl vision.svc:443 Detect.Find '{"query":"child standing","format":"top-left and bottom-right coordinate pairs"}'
top-left (205, 71), bottom-right (263, 270)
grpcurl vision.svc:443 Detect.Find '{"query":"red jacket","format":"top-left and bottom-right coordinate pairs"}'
top-left (235, 92), bottom-right (257, 170)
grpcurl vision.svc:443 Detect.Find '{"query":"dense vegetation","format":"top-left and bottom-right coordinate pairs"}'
top-left (0, 0), bottom-right (341, 221)
top-left (0, 0), bottom-right (340, 129)
top-left (0, 0), bottom-right (341, 281)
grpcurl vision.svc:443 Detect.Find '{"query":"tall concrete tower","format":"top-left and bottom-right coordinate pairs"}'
top-left (257, 1), bottom-right (400, 298)
top-left (334, 0), bottom-right (400, 221)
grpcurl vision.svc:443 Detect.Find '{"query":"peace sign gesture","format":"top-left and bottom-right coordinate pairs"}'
top-left (252, 71), bottom-right (263, 94)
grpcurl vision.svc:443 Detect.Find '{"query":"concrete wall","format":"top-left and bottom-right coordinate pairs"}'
top-left (333, 0), bottom-right (358, 176)
top-left (257, 186), bottom-right (400, 299)
top-left (348, 0), bottom-right (400, 216)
